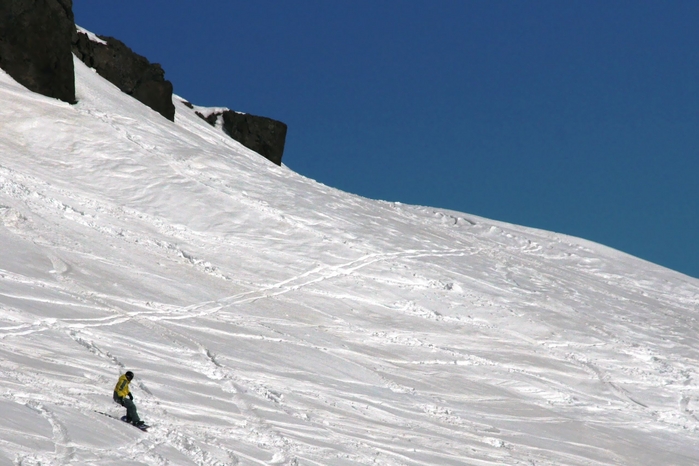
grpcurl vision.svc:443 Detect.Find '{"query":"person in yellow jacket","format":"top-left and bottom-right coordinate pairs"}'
top-left (113, 371), bottom-right (144, 426)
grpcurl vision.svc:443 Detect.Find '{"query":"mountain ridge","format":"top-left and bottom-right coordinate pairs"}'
top-left (0, 0), bottom-right (287, 165)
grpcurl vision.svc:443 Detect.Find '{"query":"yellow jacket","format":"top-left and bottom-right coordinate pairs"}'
top-left (114, 374), bottom-right (131, 398)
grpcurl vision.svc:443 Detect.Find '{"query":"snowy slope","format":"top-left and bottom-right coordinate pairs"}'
top-left (0, 56), bottom-right (698, 466)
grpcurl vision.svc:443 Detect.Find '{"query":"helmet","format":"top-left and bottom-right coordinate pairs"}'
top-left (125, 371), bottom-right (134, 380)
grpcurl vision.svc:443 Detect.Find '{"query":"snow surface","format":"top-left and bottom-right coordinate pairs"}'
top-left (0, 56), bottom-right (698, 465)
top-left (176, 96), bottom-right (247, 134)
top-left (75, 26), bottom-right (107, 45)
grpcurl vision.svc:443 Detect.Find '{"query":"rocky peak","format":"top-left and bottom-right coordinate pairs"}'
top-left (193, 107), bottom-right (287, 166)
top-left (72, 32), bottom-right (175, 121)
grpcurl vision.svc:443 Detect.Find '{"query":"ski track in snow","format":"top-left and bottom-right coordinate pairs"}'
top-left (0, 59), bottom-right (698, 464)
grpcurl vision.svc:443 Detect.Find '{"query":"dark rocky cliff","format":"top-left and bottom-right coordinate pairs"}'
top-left (72, 32), bottom-right (175, 121)
top-left (195, 109), bottom-right (287, 166)
top-left (0, 0), bottom-right (76, 103)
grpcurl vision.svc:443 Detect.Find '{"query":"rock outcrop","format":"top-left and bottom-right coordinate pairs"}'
top-left (1, 0), bottom-right (287, 163)
top-left (72, 32), bottom-right (175, 121)
top-left (0, 0), bottom-right (76, 103)
top-left (195, 109), bottom-right (287, 166)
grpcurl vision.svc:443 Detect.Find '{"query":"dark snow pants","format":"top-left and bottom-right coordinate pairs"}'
top-left (113, 392), bottom-right (140, 423)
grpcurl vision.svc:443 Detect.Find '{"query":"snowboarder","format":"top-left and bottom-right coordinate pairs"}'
top-left (113, 371), bottom-right (145, 427)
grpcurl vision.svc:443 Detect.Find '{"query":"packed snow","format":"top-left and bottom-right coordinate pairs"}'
top-left (75, 26), bottom-right (107, 45)
top-left (0, 56), bottom-right (697, 465)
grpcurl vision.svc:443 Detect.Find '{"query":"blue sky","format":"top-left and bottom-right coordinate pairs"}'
top-left (73, 1), bottom-right (699, 279)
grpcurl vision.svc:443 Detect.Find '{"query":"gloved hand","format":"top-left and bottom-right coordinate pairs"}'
top-left (128, 393), bottom-right (133, 401)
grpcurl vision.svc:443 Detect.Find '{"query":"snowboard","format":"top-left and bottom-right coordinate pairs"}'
top-left (120, 415), bottom-right (149, 431)
top-left (94, 411), bottom-right (150, 431)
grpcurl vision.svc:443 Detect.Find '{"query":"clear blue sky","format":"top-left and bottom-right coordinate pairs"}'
top-left (74, 1), bottom-right (699, 279)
